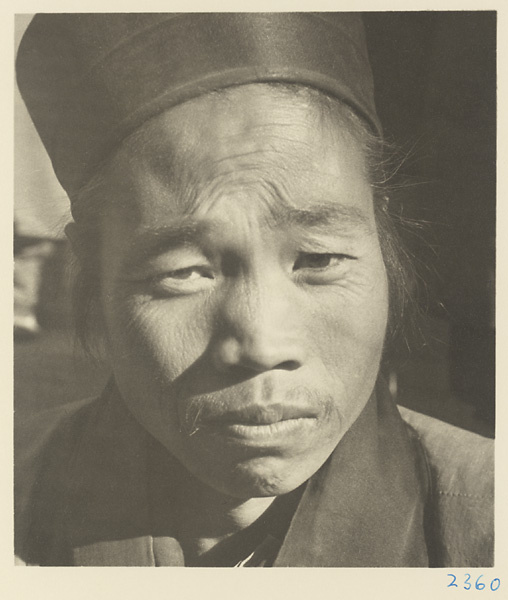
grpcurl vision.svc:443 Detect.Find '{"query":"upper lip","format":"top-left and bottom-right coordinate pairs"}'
top-left (202, 403), bottom-right (317, 426)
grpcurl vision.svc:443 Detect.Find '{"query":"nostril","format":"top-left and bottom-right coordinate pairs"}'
top-left (213, 336), bottom-right (305, 373)
top-left (275, 360), bottom-right (300, 371)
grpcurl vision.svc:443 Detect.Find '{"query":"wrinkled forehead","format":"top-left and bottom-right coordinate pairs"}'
top-left (99, 85), bottom-right (373, 228)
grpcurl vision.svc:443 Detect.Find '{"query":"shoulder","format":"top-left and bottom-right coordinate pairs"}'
top-left (398, 406), bottom-right (494, 497)
top-left (15, 397), bottom-right (99, 506)
top-left (398, 406), bottom-right (494, 567)
top-left (15, 387), bottom-right (151, 565)
top-left (15, 397), bottom-right (100, 563)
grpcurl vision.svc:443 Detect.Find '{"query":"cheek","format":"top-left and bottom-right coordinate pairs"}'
top-left (306, 272), bottom-right (387, 428)
top-left (103, 291), bottom-right (214, 382)
top-left (306, 262), bottom-right (388, 364)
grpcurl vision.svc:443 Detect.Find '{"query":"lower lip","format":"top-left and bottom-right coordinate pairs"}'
top-left (202, 417), bottom-right (318, 445)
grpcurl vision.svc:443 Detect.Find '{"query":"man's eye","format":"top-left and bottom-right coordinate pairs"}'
top-left (293, 253), bottom-right (349, 270)
top-left (151, 266), bottom-right (214, 295)
top-left (164, 267), bottom-right (214, 280)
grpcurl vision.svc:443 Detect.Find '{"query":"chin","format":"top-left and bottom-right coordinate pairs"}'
top-left (215, 455), bottom-right (321, 499)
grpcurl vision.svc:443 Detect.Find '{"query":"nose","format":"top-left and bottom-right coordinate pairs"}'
top-left (211, 276), bottom-right (307, 374)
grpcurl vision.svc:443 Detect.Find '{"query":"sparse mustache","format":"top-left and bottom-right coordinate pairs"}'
top-left (180, 386), bottom-right (333, 436)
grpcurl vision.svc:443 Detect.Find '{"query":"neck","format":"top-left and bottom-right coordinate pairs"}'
top-left (172, 471), bottom-right (276, 561)
top-left (147, 436), bottom-right (280, 565)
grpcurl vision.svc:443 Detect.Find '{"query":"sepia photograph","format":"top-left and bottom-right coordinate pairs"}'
top-left (13, 10), bottom-right (496, 571)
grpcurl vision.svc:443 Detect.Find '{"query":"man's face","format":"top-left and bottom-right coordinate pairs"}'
top-left (98, 85), bottom-right (388, 499)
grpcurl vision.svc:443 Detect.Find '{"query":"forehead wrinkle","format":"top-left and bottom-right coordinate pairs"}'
top-left (188, 170), bottom-right (300, 229)
top-left (182, 156), bottom-right (372, 236)
top-left (145, 139), bottom-right (368, 223)
top-left (109, 100), bottom-right (366, 221)
top-left (190, 131), bottom-right (313, 179)
top-left (105, 89), bottom-right (373, 240)
top-left (167, 154), bottom-right (300, 220)
top-left (113, 149), bottom-right (200, 219)
top-left (172, 190), bottom-right (372, 239)
top-left (223, 123), bottom-right (320, 148)
top-left (115, 149), bottom-right (373, 239)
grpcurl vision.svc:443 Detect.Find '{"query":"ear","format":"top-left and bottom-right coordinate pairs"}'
top-left (65, 222), bottom-right (87, 264)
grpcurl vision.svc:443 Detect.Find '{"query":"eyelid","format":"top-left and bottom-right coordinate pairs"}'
top-left (156, 265), bottom-right (214, 279)
top-left (149, 265), bottom-right (216, 297)
top-left (126, 247), bottom-right (212, 278)
top-left (295, 230), bottom-right (362, 252)
top-left (292, 252), bottom-right (356, 285)
top-left (294, 252), bottom-right (356, 266)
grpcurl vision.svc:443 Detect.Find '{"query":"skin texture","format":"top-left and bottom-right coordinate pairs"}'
top-left (80, 85), bottom-right (389, 552)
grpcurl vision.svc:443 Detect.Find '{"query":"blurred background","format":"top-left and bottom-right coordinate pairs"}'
top-left (14, 12), bottom-right (496, 437)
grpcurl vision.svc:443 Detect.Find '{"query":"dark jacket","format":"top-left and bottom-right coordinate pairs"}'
top-left (15, 381), bottom-right (494, 567)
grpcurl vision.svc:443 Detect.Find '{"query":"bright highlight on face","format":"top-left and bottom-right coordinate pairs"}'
top-left (97, 84), bottom-right (389, 499)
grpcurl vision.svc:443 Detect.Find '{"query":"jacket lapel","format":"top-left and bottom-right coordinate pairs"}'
top-left (274, 385), bottom-right (430, 567)
top-left (60, 382), bottom-right (158, 565)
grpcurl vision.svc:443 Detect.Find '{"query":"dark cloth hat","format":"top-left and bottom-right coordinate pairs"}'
top-left (16, 13), bottom-right (380, 199)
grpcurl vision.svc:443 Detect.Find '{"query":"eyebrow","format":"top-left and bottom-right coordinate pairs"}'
top-left (278, 203), bottom-right (372, 233)
top-left (123, 202), bottom-right (372, 269)
top-left (124, 220), bottom-right (210, 268)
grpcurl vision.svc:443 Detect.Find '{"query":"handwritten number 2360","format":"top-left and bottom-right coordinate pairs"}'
top-left (447, 574), bottom-right (501, 591)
